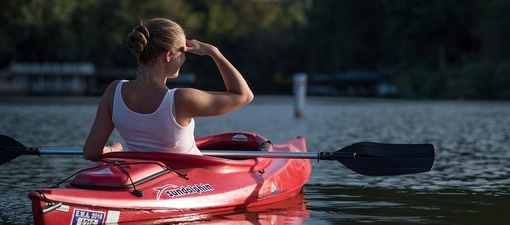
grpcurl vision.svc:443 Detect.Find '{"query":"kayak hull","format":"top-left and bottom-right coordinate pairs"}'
top-left (28, 132), bottom-right (311, 224)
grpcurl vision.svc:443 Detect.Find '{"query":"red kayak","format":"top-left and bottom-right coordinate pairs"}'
top-left (28, 132), bottom-right (312, 224)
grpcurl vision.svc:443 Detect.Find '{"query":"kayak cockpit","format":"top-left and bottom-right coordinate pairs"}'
top-left (69, 132), bottom-right (274, 191)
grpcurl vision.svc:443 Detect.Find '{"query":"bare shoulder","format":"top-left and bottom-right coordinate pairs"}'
top-left (107, 80), bottom-right (123, 91)
top-left (173, 88), bottom-right (210, 115)
top-left (174, 87), bottom-right (208, 102)
top-left (177, 86), bottom-right (220, 102)
top-left (102, 80), bottom-right (123, 97)
top-left (98, 80), bottom-right (123, 107)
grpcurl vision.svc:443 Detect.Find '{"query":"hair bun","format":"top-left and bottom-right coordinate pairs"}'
top-left (126, 25), bottom-right (150, 53)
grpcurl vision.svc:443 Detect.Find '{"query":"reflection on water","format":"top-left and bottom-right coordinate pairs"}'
top-left (140, 193), bottom-right (308, 225)
top-left (305, 185), bottom-right (508, 225)
top-left (1, 96), bottom-right (510, 224)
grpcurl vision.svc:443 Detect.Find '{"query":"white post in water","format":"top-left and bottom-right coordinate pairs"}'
top-left (293, 73), bottom-right (307, 118)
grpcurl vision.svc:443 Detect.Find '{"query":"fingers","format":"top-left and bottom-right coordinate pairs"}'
top-left (110, 142), bottom-right (123, 151)
top-left (184, 39), bottom-right (199, 53)
top-left (184, 39), bottom-right (215, 56)
top-left (186, 39), bottom-right (197, 46)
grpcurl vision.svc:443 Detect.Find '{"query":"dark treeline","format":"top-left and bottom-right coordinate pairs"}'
top-left (1, 0), bottom-right (509, 99)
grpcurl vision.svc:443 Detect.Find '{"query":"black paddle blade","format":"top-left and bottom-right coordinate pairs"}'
top-left (321, 142), bottom-right (435, 176)
top-left (0, 134), bottom-right (28, 165)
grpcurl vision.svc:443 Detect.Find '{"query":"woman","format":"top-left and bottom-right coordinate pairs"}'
top-left (83, 18), bottom-right (253, 161)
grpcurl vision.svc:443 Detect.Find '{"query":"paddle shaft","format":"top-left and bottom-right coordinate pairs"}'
top-left (3, 147), bottom-right (346, 159)
top-left (1, 134), bottom-right (435, 176)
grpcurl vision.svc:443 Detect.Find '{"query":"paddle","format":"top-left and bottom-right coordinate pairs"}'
top-left (0, 134), bottom-right (434, 176)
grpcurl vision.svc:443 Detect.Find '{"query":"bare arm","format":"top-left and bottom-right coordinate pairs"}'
top-left (83, 81), bottom-right (122, 161)
top-left (175, 39), bottom-right (254, 122)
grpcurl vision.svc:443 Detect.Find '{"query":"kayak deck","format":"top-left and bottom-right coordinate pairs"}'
top-left (28, 132), bottom-right (311, 224)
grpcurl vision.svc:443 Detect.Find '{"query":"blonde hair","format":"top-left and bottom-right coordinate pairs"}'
top-left (126, 18), bottom-right (184, 65)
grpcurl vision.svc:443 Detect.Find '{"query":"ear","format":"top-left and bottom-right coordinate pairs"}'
top-left (162, 51), bottom-right (172, 62)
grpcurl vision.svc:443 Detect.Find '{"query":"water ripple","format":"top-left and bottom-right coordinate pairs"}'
top-left (1, 97), bottom-right (509, 224)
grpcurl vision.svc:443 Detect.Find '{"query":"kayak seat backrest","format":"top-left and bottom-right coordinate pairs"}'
top-left (196, 132), bottom-right (271, 152)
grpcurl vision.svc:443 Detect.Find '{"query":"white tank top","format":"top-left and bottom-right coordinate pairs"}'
top-left (112, 80), bottom-right (201, 155)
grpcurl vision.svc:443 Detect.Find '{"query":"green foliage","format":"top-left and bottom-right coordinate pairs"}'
top-left (455, 60), bottom-right (510, 99)
top-left (183, 0), bottom-right (308, 93)
top-left (477, 0), bottom-right (510, 60)
top-left (306, 0), bottom-right (385, 73)
top-left (1, 0), bottom-right (510, 98)
top-left (395, 65), bottom-right (445, 98)
top-left (382, 0), bottom-right (479, 69)
top-left (397, 59), bottom-right (510, 99)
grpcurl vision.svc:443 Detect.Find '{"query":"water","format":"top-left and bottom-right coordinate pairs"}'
top-left (1, 96), bottom-right (509, 224)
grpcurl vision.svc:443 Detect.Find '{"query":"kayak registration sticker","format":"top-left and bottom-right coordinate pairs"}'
top-left (70, 209), bottom-right (105, 225)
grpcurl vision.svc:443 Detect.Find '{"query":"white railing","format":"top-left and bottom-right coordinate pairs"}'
top-left (5, 62), bottom-right (95, 95)
top-left (8, 62), bottom-right (94, 76)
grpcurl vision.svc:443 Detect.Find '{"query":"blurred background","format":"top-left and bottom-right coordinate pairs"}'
top-left (1, 0), bottom-right (509, 99)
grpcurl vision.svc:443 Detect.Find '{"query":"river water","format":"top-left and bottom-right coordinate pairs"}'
top-left (0, 96), bottom-right (509, 224)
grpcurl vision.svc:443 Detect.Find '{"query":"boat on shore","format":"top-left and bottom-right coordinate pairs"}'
top-left (27, 132), bottom-right (312, 224)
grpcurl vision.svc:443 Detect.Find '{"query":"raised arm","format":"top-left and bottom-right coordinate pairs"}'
top-left (174, 39), bottom-right (253, 124)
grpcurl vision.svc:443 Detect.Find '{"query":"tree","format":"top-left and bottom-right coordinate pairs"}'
top-left (382, 0), bottom-right (480, 70)
top-left (305, 0), bottom-right (385, 73)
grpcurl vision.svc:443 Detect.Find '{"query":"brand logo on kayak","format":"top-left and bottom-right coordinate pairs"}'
top-left (153, 183), bottom-right (214, 200)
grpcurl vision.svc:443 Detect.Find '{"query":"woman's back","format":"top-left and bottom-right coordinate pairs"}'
top-left (112, 80), bottom-right (201, 155)
top-left (119, 79), bottom-right (169, 114)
